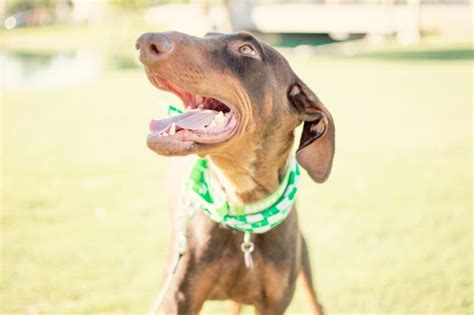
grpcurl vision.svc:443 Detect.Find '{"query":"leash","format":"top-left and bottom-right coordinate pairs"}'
top-left (147, 250), bottom-right (182, 315)
top-left (147, 198), bottom-right (197, 315)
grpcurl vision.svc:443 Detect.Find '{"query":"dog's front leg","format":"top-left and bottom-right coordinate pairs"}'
top-left (253, 289), bottom-right (295, 315)
top-left (162, 252), bottom-right (216, 315)
top-left (161, 256), bottom-right (205, 315)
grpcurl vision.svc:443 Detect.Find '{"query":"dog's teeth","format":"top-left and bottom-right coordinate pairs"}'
top-left (207, 120), bottom-right (218, 129)
top-left (162, 132), bottom-right (168, 136)
top-left (214, 112), bottom-right (227, 125)
top-left (206, 114), bottom-right (226, 130)
top-left (169, 123), bottom-right (176, 135)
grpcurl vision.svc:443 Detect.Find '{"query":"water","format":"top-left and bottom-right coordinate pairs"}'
top-left (1, 50), bottom-right (104, 90)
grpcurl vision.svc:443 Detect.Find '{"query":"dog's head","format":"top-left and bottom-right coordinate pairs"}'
top-left (136, 31), bottom-right (334, 182)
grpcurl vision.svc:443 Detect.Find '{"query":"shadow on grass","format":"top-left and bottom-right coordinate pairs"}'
top-left (356, 49), bottom-right (474, 61)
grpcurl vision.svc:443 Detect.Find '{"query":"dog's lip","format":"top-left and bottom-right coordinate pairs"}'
top-left (146, 135), bottom-right (196, 156)
top-left (148, 72), bottom-right (238, 114)
top-left (145, 72), bottom-right (240, 147)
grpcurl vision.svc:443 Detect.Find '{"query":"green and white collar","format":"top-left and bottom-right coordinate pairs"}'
top-left (184, 156), bottom-right (301, 234)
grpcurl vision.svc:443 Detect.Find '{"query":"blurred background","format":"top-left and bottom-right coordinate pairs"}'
top-left (1, 0), bottom-right (472, 314)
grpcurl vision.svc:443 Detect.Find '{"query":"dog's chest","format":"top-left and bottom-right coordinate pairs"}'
top-left (187, 211), bottom-right (299, 303)
top-left (204, 238), bottom-right (290, 303)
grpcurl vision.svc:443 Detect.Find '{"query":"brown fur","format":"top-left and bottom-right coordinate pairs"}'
top-left (136, 31), bottom-right (334, 314)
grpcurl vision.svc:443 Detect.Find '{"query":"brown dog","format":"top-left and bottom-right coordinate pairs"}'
top-left (136, 31), bottom-right (335, 315)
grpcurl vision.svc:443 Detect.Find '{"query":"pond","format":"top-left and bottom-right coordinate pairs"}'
top-left (0, 50), bottom-right (138, 90)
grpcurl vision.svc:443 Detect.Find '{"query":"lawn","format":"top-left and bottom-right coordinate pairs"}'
top-left (1, 26), bottom-right (472, 314)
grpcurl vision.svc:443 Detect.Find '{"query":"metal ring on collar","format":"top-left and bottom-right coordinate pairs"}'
top-left (241, 241), bottom-right (255, 253)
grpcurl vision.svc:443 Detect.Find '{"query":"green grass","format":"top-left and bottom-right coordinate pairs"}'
top-left (1, 29), bottom-right (473, 314)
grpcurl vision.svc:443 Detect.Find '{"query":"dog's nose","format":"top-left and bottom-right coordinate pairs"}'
top-left (136, 33), bottom-right (172, 63)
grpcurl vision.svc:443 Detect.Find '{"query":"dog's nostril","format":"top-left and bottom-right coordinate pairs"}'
top-left (149, 44), bottom-right (160, 55)
top-left (136, 33), bottom-right (172, 60)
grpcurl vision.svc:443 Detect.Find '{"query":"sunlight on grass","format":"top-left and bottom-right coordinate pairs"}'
top-left (2, 30), bottom-right (472, 314)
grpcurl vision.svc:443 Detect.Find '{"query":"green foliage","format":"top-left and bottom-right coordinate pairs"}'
top-left (6, 0), bottom-right (61, 14)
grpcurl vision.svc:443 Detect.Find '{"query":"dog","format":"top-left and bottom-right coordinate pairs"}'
top-left (136, 31), bottom-right (335, 315)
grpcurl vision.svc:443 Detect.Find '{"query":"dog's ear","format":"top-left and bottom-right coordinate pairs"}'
top-left (289, 81), bottom-right (335, 183)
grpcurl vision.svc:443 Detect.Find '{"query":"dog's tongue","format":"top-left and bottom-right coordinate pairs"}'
top-left (150, 109), bottom-right (218, 132)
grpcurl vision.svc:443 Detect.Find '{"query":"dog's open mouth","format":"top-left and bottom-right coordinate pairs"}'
top-left (148, 74), bottom-right (238, 146)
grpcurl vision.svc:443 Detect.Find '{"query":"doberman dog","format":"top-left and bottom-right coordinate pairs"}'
top-left (136, 31), bottom-right (335, 315)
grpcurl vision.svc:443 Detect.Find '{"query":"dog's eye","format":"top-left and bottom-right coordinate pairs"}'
top-left (239, 44), bottom-right (257, 56)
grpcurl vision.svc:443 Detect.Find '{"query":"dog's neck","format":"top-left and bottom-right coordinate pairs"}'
top-left (208, 136), bottom-right (294, 204)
